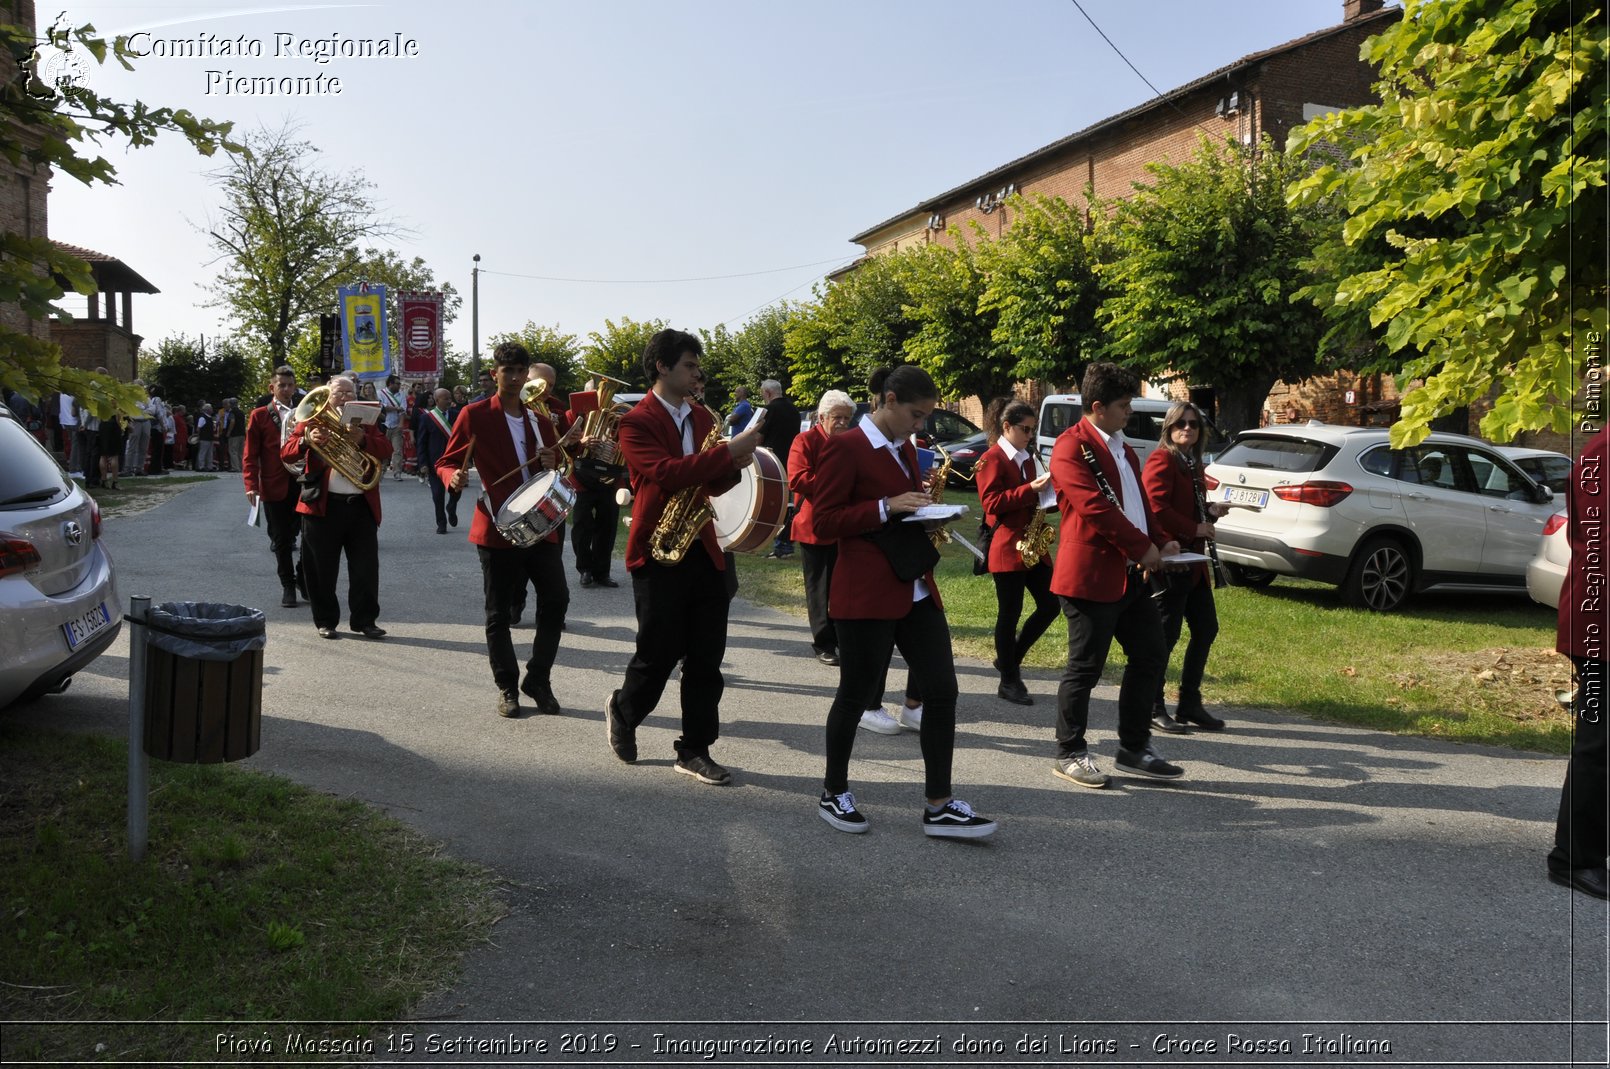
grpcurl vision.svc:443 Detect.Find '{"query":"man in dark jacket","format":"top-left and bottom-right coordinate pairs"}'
top-left (416, 387), bottom-right (461, 535)
top-left (758, 379), bottom-right (800, 558)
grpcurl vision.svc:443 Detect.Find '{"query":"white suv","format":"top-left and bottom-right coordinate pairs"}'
top-left (1205, 424), bottom-right (1556, 611)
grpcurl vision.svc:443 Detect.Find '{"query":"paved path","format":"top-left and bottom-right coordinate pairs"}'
top-left (16, 475), bottom-right (1605, 1066)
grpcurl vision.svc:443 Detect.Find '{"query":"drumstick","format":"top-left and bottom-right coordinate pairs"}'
top-left (488, 454), bottom-right (547, 489)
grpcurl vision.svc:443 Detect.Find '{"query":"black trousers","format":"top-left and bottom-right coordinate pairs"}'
top-left (301, 495), bottom-right (380, 631)
top-left (619, 550), bottom-right (729, 759)
top-left (263, 490), bottom-right (302, 590)
top-left (1055, 570), bottom-right (1166, 756)
top-left (426, 465), bottom-right (461, 529)
top-left (478, 540), bottom-right (568, 692)
top-left (1153, 574), bottom-right (1219, 708)
top-left (826, 598), bottom-right (958, 798)
top-left (1552, 655), bottom-right (1609, 872)
top-left (992, 562), bottom-right (1058, 680)
top-left (570, 481), bottom-right (621, 578)
top-left (800, 541), bottom-right (837, 654)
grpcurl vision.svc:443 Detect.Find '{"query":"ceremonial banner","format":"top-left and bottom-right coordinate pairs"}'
top-left (398, 291), bottom-right (443, 378)
top-left (318, 313), bottom-right (340, 375)
top-left (338, 283), bottom-right (390, 381)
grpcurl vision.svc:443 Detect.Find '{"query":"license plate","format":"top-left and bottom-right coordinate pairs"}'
top-left (62, 602), bottom-right (111, 651)
top-left (1224, 487), bottom-right (1270, 508)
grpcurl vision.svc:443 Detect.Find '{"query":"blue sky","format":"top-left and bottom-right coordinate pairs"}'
top-left (50, 0), bottom-right (1373, 365)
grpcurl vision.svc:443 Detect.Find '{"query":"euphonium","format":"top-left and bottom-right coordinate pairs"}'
top-left (292, 386), bottom-right (382, 491)
top-left (649, 407), bottom-right (724, 565)
top-left (576, 368), bottom-right (630, 483)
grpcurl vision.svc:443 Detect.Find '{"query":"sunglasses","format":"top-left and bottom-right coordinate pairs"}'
top-left (1174, 419), bottom-right (1201, 429)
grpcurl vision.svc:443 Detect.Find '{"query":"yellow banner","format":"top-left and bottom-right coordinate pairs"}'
top-left (339, 285), bottom-right (390, 378)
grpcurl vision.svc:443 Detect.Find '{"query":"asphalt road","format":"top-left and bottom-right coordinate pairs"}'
top-left (14, 474), bottom-right (1606, 1067)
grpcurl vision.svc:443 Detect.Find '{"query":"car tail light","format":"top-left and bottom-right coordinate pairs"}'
top-left (1542, 512), bottom-right (1567, 537)
top-left (1272, 480), bottom-right (1353, 507)
top-left (0, 538), bottom-right (42, 578)
top-left (89, 499), bottom-right (102, 540)
top-left (1202, 473), bottom-right (1220, 491)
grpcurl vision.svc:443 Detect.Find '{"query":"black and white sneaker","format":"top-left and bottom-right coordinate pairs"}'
top-left (922, 798), bottom-right (997, 839)
top-left (1114, 746), bottom-right (1185, 780)
top-left (674, 753), bottom-right (733, 786)
top-left (818, 791), bottom-right (869, 833)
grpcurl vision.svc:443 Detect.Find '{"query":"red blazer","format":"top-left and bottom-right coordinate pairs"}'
top-left (279, 422), bottom-right (391, 524)
top-left (787, 425), bottom-right (834, 546)
top-left (975, 444), bottom-right (1044, 574)
top-left (436, 396), bottom-right (563, 549)
top-left (1558, 426), bottom-right (1608, 659)
top-left (243, 404), bottom-right (293, 502)
top-left (1142, 448), bottom-right (1211, 587)
top-left (811, 426), bottom-right (943, 620)
top-left (1048, 418), bottom-right (1166, 602)
top-left (616, 394), bottom-right (741, 572)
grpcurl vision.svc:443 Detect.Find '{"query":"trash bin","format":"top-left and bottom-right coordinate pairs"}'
top-left (142, 602), bottom-right (267, 763)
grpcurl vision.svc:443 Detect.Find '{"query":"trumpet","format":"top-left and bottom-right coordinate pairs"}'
top-left (292, 386), bottom-right (382, 491)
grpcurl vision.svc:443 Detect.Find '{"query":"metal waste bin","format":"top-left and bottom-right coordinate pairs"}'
top-left (141, 602), bottom-right (267, 763)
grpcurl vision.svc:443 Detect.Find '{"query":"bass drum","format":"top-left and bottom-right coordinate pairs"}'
top-left (712, 446), bottom-right (789, 553)
top-left (492, 471), bottom-right (577, 547)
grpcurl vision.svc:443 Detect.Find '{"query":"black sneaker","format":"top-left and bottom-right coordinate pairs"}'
top-left (521, 676), bottom-right (561, 715)
top-left (281, 585), bottom-right (297, 608)
top-left (997, 679), bottom-right (1032, 705)
top-left (1052, 751), bottom-right (1110, 789)
top-left (579, 573), bottom-right (597, 588)
top-left (1174, 694), bottom-right (1225, 731)
top-left (922, 798), bottom-right (997, 839)
top-left (605, 690), bottom-right (636, 763)
top-left (674, 753), bottom-right (733, 786)
top-left (1151, 709), bottom-right (1189, 734)
top-left (818, 790), bottom-right (869, 834)
top-left (1114, 746), bottom-right (1185, 780)
top-left (497, 689), bottom-right (520, 718)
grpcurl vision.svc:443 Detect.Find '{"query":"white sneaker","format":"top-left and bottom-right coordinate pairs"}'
top-left (896, 703), bottom-right (923, 732)
top-left (858, 708), bottom-right (902, 735)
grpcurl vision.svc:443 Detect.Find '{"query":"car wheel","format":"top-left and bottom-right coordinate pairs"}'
top-left (1342, 536), bottom-right (1415, 612)
top-left (1224, 563), bottom-right (1277, 588)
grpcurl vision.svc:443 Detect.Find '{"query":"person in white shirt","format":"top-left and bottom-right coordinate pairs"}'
top-left (378, 374), bottom-right (407, 480)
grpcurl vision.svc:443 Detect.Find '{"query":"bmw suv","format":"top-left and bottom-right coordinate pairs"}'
top-left (1204, 424), bottom-right (1555, 611)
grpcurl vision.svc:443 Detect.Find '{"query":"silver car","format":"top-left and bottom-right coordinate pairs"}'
top-left (1205, 424), bottom-right (1556, 611)
top-left (0, 404), bottom-right (120, 707)
top-left (1526, 510), bottom-right (1568, 609)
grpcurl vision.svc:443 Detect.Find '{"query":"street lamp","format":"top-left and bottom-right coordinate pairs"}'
top-left (471, 253), bottom-right (481, 383)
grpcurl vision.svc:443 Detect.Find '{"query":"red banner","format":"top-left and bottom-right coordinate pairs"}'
top-left (397, 291), bottom-right (443, 379)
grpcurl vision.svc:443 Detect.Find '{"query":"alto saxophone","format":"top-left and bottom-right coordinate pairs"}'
top-left (1017, 507), bottom-right (1055, 568)
top-left (649, 407), bottom-right (725, 565)
top-left (926, 443), bottom-right (954, 547)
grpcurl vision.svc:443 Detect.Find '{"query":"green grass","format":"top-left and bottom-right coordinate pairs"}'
top-left (0, 722), bottom-right (502, 1063)
top-left (734, 537), bottom-right (1571, 754)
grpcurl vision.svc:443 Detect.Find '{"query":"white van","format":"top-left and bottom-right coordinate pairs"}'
top-left (1036, 393), bottom-right (1176, 466)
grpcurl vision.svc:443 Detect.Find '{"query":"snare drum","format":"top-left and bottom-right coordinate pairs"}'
top-left (712, 446), bottom-right (789, 553)
top-left (491, 471), bottom-right (577, 547)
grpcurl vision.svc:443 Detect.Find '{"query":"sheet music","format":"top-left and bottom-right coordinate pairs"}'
top-left (246, 499), bottom-right (262, 527)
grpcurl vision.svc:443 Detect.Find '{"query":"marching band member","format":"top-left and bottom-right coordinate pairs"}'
top-left (439, 343), bottom-right (570, 719)
top-left (1047, 363), bottom-right (1183, 788)
top-left (789, 390), bottom-right (857, 667)
top-left (1142, 401), bottom-right (1230, 732)
top-left (604, 329), bottom-right (764, 785)
top-left (974, 396), bottom-right (1059, 706)
top-left (280, 375), bottom-right (392, 641)
top-left (244, 365), bottom-right (306, 607)
top-left (809, 365), bottom-right (996, 838)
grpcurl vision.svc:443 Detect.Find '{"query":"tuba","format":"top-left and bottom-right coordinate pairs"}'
top-left (292, 386), bottom-right (382, 491)
top-left (575, 369), bottom-right (631, 484)
top-left (649, 406), bottom-right (724, 564)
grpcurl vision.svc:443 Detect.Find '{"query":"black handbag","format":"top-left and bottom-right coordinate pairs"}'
top-left (972, 521), bottom-right (996, 576)
top-left (863, 519), bottom-right (941, 582)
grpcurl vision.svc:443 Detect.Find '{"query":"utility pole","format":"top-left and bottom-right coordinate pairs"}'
top-left (471, 253), bottom-right (481, 383)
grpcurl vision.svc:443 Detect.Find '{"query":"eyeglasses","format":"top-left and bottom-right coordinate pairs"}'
top-left (1174, 420), bottom-right (1201, 429)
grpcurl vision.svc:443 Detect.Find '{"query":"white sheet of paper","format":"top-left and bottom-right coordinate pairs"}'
top-left (901, 503), bottom-right (968, 522)
top-left (1038, 482), bottom-right (1057, 509)
top-left (1163, 551), bottom-right (1213, 565)
top-left (246, 499), bottom-right (262, 527)
top-left (340, 401), bottom-right (381, 426)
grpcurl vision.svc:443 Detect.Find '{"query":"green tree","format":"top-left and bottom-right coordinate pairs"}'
top-left (583, 316), bottom-right (667, 388)
top-left (486, 321), bottom-right (583, 395)
top-left (140, 334), bottom-right (254, 410)
top-left (284, 248), bottom-right (462, 381)
top-left (1094, 135), bottom-right (1333, 433)
top-left (205, 123), bottom-right (403, 368)
top-left (785, 252), bottom-right (921, 403)
top-left (978, 194), bottom-right (1104, 388)
top-left (901, 230), bottom-right (1010, 402)
top-left (1288, 0), bottom-right (1606, 445)
top-left (701, 302), bottom-right (794, 407)
top-left (0, 18), bottom-right (239, 416)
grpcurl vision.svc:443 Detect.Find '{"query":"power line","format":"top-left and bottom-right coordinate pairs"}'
top-left (1067, 0), bottom-right (1232, 143)
top-left (480, 256), bottom-right (852, 286)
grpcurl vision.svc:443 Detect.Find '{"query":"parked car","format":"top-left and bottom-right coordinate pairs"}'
top-left (0, 401), bottom-right (120, 708)
top-left (933, 430), bottom-right (990, 488)
top-left (1036, 394), bottom-right (1226, 466)
top-left (1204, 424), bottom-right (1556, 611)
top-left (1527, 510), bottom-right (1569, 609)
top-left (841, 402), bottom-right (979, 448)
top-left (1497, 446), bottom-right (1572, 494)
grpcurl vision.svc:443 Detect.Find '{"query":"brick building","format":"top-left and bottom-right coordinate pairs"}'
top-left (1, 0), bottom-right (53, 349)
top-left (48, 242), bottom-right (157, 382)
top-left (845, 0), bottom-right (1401, 429)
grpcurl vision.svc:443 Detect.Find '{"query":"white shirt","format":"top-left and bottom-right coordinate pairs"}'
top-left (503, 408), bottom-right (547, 478)
top-left (653, 393), bottom-right (695, 455)
top-left (274, 401), bottom-right (296, 446)
top-left (997, 438), bottom-right (1056, 509)
top-left (1090, 422), bottom-right (1150, 552)
top-left (859, 419), bottom-right (929, 604)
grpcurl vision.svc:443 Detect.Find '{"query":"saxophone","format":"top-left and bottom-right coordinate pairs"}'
top-left (649, 407), bottom-right (725, 565)
top-left (925, 443), bottom-right (953, 547)
top-left (1015, 455), bottom-right (1056, 568)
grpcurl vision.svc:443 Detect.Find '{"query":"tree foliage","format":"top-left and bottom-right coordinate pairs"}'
top-left (1094, 135), bottom-right (1334, 433)
top-left (139, 334), bottom-right (255, 410)
top-left (701, 302), bottom-right (793, 408)
top-left (205, 123), bottom-right (403, 368)
top-left (784, 252), bottom-right (922, 404)
top-left (1289, 0), bottom-right (1607, 445)
top-left (486, 321), bottom-right (583, 396)
top-left (583, 315), bottom-right (668, 388)
top-left (901, 228), bottom-right (1012, 401)
top-left (282, 247), bottom-right (460, 381)
top-left (978, 194), bottom-right (1103, 386)
top-left (0, 18), bottom-right (239, 416)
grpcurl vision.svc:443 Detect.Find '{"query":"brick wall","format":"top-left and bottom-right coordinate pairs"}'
top-left (1, 0), bottom-right (54, 344)
top-left (50, 320), bottom-right (139, 381)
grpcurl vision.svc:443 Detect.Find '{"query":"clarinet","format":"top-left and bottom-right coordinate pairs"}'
top-left (1185, 455), bottom-right (1227, 588)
